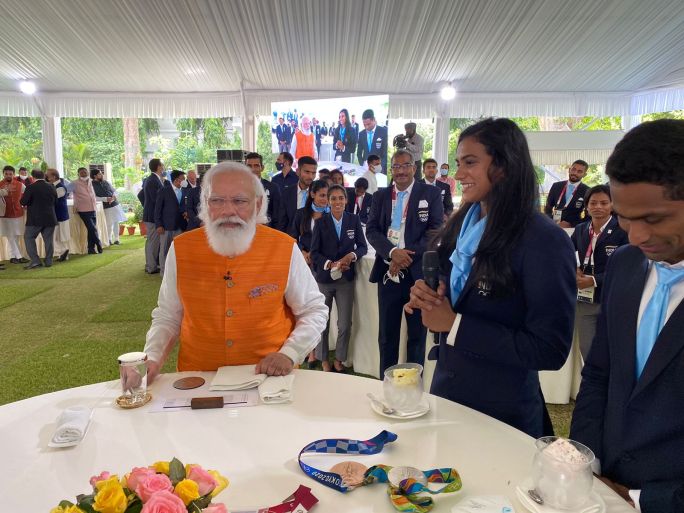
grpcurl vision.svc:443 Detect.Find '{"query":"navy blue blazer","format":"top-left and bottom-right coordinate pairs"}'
top-left (544, 180), bottom-right (589, 227)
top-left (431, 213), bottom-right (576, 437)
top-left (154, 184), bottom-right (187, 231)
top-left (419, 179), bottom-right (454, 217)
top-left (365, 182), bottom-right (444, 283)
top-left (356, 125), bottom-right (388, 171)
top-left (277, 184), bottom-right (306, 233)
top-left (181, 185), bottom-right (202, 230)
top-left (262, 178), bottom-right (281, 229)
top-left (142, 173), bottom-right (163, 223)
top-left (332, 125), bottom-right (357, 163)
top-left (346, 190), bottom-right (373, 224)
top-left (273, 124), bottom-right (290, 144)
top-left (271, 170), bottom-right (298, 191)
top-left (310, 212), bottom-right (368, 283)
top-left (571, 245), bottom-right (684, 513)
top-left (571, 216), bottom-right (628, 303)
top-left (288, 207), bottom-right (316, 252)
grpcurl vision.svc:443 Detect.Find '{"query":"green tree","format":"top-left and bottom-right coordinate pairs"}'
top-left (642, 110), bottom-right (684, 122)
top-left (257, 120), bottom-right (277, 176)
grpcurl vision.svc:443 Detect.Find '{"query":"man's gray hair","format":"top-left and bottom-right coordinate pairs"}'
top-left (391, 149), bottom-right (414, 164)
top-left (199, 162), bottom-right (268, 224)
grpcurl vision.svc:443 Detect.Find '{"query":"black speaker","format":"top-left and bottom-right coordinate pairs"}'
top-left (216, 149), bottom-right (247, 163)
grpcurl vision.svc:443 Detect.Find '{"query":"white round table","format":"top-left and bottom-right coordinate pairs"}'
top-left (0, 370), bottom-right (631, 512)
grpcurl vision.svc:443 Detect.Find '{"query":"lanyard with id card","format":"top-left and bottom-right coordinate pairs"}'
top-left (552, 181), bottom-right (578, 222)
top-left (577, 225), bottom-right (599, 304)
top-left (388, 187), bottom-right (409, 247)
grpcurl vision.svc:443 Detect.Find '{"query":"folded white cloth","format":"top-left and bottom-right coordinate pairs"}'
top-left (210, 364), bottom-right (267, 391)
top-left (49, 406), bottom-right (92, 447)
top-left (515, 485), bottom-right (603, 513)
top-left (258, 374), bottom-right (295, 404)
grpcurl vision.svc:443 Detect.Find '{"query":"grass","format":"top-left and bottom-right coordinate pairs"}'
top-left (0, 233), bottom-right (574, 434)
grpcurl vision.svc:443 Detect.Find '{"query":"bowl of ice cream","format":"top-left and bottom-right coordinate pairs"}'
top-left (531, 437), bottom-right (595, 510)
top-left (383, 363), bottom-right (423, 413)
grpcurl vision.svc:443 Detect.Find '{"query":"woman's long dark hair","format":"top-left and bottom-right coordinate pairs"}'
top-left (300, 179), bottom-right (329, 235)
top-left (339, 108), bottom-right (352, 131)
top-left (433, 118), bottom-right (538, 297)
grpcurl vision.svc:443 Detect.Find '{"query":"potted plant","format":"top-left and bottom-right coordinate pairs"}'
top-left (132, 203), bottom-right (146, 236)
top-left (119, 224), bottom-right (126, 236)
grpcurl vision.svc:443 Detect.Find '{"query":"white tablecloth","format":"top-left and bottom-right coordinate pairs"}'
top-left (0, 371), bottom-right (632, 512)
top-left (0, 202), bottom-right (109, 260)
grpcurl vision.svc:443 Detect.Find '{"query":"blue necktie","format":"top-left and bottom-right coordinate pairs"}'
top-left (391, 191), bottom-right (407, 231)
top-left (368, 130), bottom-right (373, 151)
top-left (175, 188), bottom-right (182, 205)
top-left (299, 189), bottom-right (307, 209)
top-left (565, 183), bottom-right (575, 205)
top-left (635, 263), bottom-right (684, 378)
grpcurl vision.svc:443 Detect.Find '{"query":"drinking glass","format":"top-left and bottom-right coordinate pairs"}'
top-left (383, 363), bottom-right (423, 413)
top-left (118, 352), bottom-right (148, 406)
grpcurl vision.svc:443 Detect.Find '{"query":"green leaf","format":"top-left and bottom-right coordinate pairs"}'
top-left (75, 494), bottom-right (97, 513)
top-left (124, 499), bottom-right (143, 513)
top-left (169, 457), bottom-right (186, 484)
top-left (58, 500), bottom-right (75, 508)
top-left (188, 493), bottom-right (212, 510)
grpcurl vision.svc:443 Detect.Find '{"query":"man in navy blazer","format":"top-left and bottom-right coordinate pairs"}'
top-left (570, 119), bottom-right (684, 513)
top-left (143, 159), bottom-right (165, 274)
top-left (419, 158), bottom-right (454, 220)
top-left (245, 152), bottom-right (281, 229)
top-left (356, 109), bottom-right (388, 172)
top-left (544, 160), bottom-right (590, 228)
top-left (277, 156), bottom-right (317, 233)
top-left (272, 117), bottom-right (290, 153)
top-left (154, 170), bottom-right (187, 276)
top-left (346, 177), bottom-right (373, 224)
top-left (366, 149), bottom-right (444, 375)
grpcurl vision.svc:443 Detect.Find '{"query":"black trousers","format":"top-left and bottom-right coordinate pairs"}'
top-left (78, 211), bottom-right (102, 252)
top-left (377, 271), bottom-right (427, 376)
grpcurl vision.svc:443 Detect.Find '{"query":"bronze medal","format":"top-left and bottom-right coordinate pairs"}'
top-left (330, 461), bottom-right (368, 488)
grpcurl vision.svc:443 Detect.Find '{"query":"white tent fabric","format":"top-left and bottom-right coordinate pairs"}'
top-left (1, 0), bottom-right (683, 118)
top-left (525, 130), bottom-right (625, 165)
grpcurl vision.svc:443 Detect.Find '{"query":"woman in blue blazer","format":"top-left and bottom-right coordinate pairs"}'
top-left (571, 185), bottom-right (629, 360)
top-left (287, 180), bottom-right (329, 265)
top-left (310, 184), bottom-right (368, 372)
top-left (332, 108), bottom-right (357, 163)
top-left (406, 118), bottom-right (577, 437)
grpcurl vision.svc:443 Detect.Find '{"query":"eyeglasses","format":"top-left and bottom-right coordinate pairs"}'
top-left (390, 163), bottom-right (414, 171)
top-left (207, 196), bottom-right (253, 210)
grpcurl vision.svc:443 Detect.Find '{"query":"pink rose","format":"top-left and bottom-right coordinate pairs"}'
top-left (136, 473), bottom-right (173, 502)
top-left (187, 465), bottom-right (217, 496)
top-left (89, 471), bottom-right (111, 488)
top-left (127, 467), bottom-right (156, 491)
top-left (202, 504), bottom-right (228, 513)
top-left (140, 490), bottom-right (187, 513)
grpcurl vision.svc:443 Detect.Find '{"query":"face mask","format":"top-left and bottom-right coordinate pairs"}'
top-left (440, 168), bottom-right (449, 176)
top-left (180, 180), bottom-right (188, 188)
top-left (371, 165), bottom-right (381, 174)
top-left (276, 162), bottom-right (284, 171)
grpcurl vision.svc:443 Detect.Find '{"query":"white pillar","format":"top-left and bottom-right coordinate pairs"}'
top-left (433, 115), bottom-right (450, 165)
top-left (242, 113), bottom-right (256, 151)
top-left (41, 117), bottom-right (63, 173)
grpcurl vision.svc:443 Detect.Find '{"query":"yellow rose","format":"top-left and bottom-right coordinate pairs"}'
top-left (208, 470), bottom-right (229, 497)
top-left (51, 506), bottom-right (86, 513)
top-left (174, 478), bottom-right (200, 505)
top-left (153, 461), bottom-right (170, 475)
top-left (93, 477), bottom-right (127, 513)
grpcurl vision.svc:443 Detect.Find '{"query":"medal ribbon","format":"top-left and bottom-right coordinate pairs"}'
top-left (298, 430), bottom-right (398, 492)
top-left (231, 485), bottom-right (319, 513)
top-left (365, 465), bottom-right (463, 512)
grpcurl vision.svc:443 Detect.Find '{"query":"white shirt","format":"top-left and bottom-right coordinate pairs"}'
top-left (362, 169), bottom-right (378, 194)
top-left (144, 241), bottom-right (329, 366)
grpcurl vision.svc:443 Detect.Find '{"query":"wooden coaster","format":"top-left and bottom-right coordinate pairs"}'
top-left (173, 376), bottom-right (206, 390)
top-left (116, 392), bottom-right (152, 409)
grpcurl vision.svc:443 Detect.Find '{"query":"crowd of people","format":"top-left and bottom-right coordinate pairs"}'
top-left (0, 165), bottom-right (125, 270)
top-left (140, 117), bottom-right (684, 512)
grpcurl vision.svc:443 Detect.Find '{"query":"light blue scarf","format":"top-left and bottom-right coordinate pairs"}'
top-left (449, 203), bottom-right (487, 306)
top-left (311, 203), bottom-right (331, 214)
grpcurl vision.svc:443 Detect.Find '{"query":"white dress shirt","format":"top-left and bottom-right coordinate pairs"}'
top-left (144, 241), bottom-right (329, 366)
top-left (362, 169), bottom-right (378, 194)
top-left (388, 180), bottom-right (415, 257)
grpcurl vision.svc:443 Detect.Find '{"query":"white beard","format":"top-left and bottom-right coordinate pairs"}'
top-left (205, 214), bottom-right (257, 257)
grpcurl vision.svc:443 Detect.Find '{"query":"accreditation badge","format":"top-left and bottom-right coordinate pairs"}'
top-left (387, 228), bottom-right (401, 246)
top-left (577, 286), bottom-right (595, 304)
top-left (552, 208), bottom-right (563, 222)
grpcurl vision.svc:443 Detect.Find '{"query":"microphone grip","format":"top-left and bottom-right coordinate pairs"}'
top-left (424, 274), bottom-right (439, 291)
top-left (422, 250), bottom-right (440, 292)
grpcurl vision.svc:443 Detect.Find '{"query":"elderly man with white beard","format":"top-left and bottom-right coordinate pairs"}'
top-left (143, 162), bottom-right (328, 383)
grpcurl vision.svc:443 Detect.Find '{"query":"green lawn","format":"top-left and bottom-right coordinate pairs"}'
top-left (0, 234), bottom-right (573, 434)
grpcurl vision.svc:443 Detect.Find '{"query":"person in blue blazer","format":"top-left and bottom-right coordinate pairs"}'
top-left (288, 180), bottom-right (329, 266)
top-left (181, 172), bottom-right (203, 231)
top-left (142, 158), bottom-right (165, 274)
top-left (346, 177), bottom-right (373, 225)
top-left (356, 109), bottom-right (388, 171)
top-left (366, 149), bottom-right (444, 375)
top-left (277, 156), bottom-right (317, 232)
top-left (154, 170), bottom-right (187, 276)
top-left (310, 184), bottom-right (368, 372)
top-left (571, 119), bottom-right (684, 513)
top-left (571, 184), bottom-right (628, 360)
top-left (405, 118), bottom-right (576, 437)
top-left (332, 108), bottom-right (357, 163)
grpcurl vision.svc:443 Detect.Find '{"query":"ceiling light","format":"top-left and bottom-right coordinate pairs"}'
top-left (440, 82), bottom-right (456, 101)
top-left (19, 80), bottom-right (37, 95)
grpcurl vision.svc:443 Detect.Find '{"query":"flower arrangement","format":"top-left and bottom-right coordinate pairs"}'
top-left (51, 457), bottom-right (229, 513)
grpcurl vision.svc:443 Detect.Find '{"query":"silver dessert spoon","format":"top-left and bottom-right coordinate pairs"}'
top-left (366, 393), bottom-right (396, 415)
top-left (527, 489), bottom-right (544, 505)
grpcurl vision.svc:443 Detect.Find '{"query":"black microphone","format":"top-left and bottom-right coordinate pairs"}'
top-left (422, 251), bottom-right (440, 291)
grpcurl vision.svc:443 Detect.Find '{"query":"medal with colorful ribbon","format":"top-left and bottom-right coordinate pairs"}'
top-left (298, 431), bottom-right (462, 512)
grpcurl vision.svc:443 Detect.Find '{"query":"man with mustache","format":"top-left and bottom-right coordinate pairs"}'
top-left (544, 159), bottom-right (590, 228)
top-left (143, 162), bottom-right (328, 382)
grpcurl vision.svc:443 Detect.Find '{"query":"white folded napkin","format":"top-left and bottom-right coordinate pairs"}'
top-left (258, 374), bottom-right (295, 404)
top-left (49, 406), bottom-right (92, 448)
top-left (515, 485), bottom-right (603, 513)
top-left (451, 495), bottom-right (515, 512)
top-left (210, 364), bottom-right (267, 391)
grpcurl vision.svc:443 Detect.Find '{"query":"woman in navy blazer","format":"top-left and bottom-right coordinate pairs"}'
top-left (406, 118), bottom-right (576, 437)
top-left (332, 108), bottom-right (357, 163)
top-left (571, 185), bottom-right (629, 360)
top-left (287, 180), bottom-right (329, 265)
top-left (310, 184), bottom-right (368, 372)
